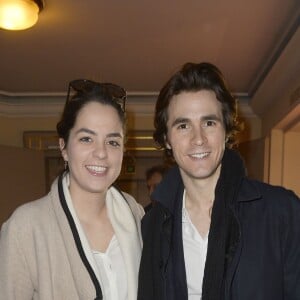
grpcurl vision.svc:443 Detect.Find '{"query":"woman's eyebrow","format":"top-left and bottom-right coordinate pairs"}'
top-left (106, 132), bottom-right (123, 138)
top-left (75, 128), bottom-right (96, 135)
top-left (75, 128), bottom-right (123, 138)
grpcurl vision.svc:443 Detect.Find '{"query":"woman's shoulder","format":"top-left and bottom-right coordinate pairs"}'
top-left (121, 191), bottom-right (145, 219)
top-left (2, 194), bottom-right (52, 231)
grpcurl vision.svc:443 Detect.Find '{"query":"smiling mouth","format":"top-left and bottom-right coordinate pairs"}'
top-left (189, 152), bottom-right (210, 159)
top-left (86, 165), bottom-right (107, 173)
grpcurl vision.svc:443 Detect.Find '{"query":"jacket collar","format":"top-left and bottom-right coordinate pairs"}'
top-left (152, 165), bottom-right (184, 214)
top-left (237, 179), bottom-right (262, 202)
top-left (152, 148), bottom-right (262, 213)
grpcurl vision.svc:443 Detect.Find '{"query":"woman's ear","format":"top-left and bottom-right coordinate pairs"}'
top-left (59, 138), bottom-right (68, 161)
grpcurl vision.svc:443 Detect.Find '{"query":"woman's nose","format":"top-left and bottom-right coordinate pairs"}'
top-left (92, 142), bottom-right (107, 159)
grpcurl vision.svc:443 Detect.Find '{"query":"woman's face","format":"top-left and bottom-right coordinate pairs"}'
top-left (60, 101), bottom-right (124, 200)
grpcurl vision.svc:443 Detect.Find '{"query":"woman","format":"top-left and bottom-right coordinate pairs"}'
top-left (0, 79), bottom-right (144, 299)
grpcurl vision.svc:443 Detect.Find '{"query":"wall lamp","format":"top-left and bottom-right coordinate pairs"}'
top-left (0, 0), bottom-right (44, 30)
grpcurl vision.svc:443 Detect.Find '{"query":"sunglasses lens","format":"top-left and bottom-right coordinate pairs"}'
top-left (66, 80), bottom-right (126, 111)
top-left (103, 83), bottom-right (126, 99)
top-left (70, 79), bottom-right (95, 93)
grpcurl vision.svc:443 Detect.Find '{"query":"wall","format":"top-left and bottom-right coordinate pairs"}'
top-left (238, 138), bottom-right (265, 181)
top-left (283, 131), bottom-right (300, 196)
top-left (0, 111), bottom-right (155, 148)
top-left (251, 27), bottom-right (300, 136)
top-left (0, 116), bottom-right (59, 147)
top-left (117, 152), bottom-right (166, 207)
top-left (0, 145), bottom-right (46, 226)
top-left (266, 129), bottom-right (300, 197)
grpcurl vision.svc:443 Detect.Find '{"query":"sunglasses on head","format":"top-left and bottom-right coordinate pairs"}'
top-left (66, 79), bottom-right (127, 112)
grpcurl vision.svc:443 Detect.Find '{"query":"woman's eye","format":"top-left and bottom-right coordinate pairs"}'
top-left (79, 136), bottom-right (92, 143)
top-left (107, 140), bottom-right (121, 147)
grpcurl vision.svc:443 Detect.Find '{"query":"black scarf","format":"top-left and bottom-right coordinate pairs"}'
top-left (201, 148), bottom-right (245, 300)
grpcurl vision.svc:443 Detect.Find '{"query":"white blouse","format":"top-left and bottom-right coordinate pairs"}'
top-left (93, 235), bottom-right (127, 300)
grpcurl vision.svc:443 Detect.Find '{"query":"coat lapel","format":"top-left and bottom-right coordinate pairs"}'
top-left (106, 187), bottom-right (142, 300)
top-left (50, 177), bottom-right (97, 299)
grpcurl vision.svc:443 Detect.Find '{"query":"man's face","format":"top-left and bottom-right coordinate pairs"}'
top-left (165, 90), bottom-right (226, 184)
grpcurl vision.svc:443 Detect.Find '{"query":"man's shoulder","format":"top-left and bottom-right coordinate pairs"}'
top-left (241, 177), bottom-right (299, 207)
top-left (244, 178), bottom-right (297, 195)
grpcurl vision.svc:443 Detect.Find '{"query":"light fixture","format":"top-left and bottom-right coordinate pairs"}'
top-left (0, 0), bottom-right (44, 30)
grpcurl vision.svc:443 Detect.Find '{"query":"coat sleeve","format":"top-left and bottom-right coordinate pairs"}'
top-left (0, 215), bottom-right (34, 299)
top-left (282, 190), bottom-right (300, 299)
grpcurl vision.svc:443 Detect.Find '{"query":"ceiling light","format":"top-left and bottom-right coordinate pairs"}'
top-left (0, 0), bottom-right (44, 31)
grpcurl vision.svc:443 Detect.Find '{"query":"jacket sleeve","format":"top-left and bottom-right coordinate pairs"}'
top-left (282, 190), bottom-right (300, 299)
top-left (0, 216), bottom-right (34, 299)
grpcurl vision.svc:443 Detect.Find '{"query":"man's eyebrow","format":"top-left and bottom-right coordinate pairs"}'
top-left (201, 114), bottom-right (222, 121)
top-left (170, 117), bottom-right (190, 127)
top-left (170, 114), bottom-right (222, 127)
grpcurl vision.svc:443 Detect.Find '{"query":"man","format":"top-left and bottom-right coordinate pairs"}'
top-left (138, 62), bottom-right (300, 299)
top-left (144, 165), bottom-right (167, 212)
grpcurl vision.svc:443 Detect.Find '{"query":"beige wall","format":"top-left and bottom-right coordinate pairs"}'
top-left (117, 152), bottom-right (166, 207)
top-left (266, 129), bottom-right (300, 197)
top-left (282, 131), bottom-right (300, 196)
top-left (0, 145), bottom-right (46, 225)
top-left (0, 113), bottom-right (154, 148)
top-left (0, 116), bottom-right (59, 147)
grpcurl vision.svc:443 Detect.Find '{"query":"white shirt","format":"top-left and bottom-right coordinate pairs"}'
top-left (182, 191), bottom-right (208, 300)
top-left (93, 235), bottom-right (127, 300)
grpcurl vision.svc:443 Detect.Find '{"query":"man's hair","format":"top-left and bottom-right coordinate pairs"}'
top-left (145, 165), bottom-right (168, 181)
top-left (153, 62), bottom-right (242, 156)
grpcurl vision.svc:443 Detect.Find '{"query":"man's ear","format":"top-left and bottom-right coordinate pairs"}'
top-left (164, 135), bottom-right (171, 149)
top-left (59, 138), bottom-right (68, 161)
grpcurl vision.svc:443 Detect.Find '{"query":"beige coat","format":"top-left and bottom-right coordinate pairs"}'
top-left (0, 176), bottom-right (144, 300)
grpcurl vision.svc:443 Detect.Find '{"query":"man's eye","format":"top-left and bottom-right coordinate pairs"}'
top-left (177, 123), bottom-right (188, 129)
top-left (205, 120), bottom-right (216, 127)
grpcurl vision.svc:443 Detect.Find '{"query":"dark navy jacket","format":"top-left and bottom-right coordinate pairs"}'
top-left (138, 152), bottom-right (300, 300)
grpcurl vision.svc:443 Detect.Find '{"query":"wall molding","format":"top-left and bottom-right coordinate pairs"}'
top-left (0, 94), bottom-right (256, 118)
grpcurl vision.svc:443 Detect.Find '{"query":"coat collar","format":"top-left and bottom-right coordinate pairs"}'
top-left (152, 148), bottom-right (262, 213)
top-left (50, 176), bottom-right (99, 299)
top-left (152, 165), bottom-right (184, 214)
top-left (237, 179), bottom-right (262, 202)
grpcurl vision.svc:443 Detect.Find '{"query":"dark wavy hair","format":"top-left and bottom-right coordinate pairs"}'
top-left (153, 62), bottom-right (242, 156)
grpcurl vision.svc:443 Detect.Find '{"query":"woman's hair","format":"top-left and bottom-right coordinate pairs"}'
top-left (57, 81), bottom-right (126, 148)
top-left (153, 62), bottom-right (242, 155)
